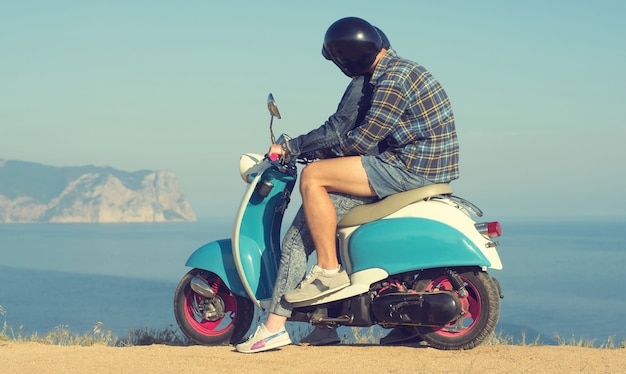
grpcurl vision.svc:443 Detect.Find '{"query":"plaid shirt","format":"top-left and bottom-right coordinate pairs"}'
top-left (342, 50), bottom-right (459, 183)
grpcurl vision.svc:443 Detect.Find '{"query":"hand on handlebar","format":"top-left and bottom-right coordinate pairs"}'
top-left (268, 143), bottom-right (285, 162)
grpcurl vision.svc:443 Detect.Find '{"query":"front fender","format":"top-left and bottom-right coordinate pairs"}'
top-left (185, 239), bottom-right (247, 298)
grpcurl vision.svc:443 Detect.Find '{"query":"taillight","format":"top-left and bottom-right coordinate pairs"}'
top-left (475, 221), bottom-right (501, 238)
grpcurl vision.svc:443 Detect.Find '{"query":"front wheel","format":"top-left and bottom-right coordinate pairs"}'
top-left (413, 267), bottom-right (500, 350)
top-left (174, 269), bottom-right (254, 345)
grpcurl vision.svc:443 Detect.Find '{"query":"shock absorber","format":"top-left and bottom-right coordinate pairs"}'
top-left (446, 269), bottom-right (467, 298)
top-left (190, 276), bottom-right (221, 299)
top-left (211, 280), bottom-right (220, 296)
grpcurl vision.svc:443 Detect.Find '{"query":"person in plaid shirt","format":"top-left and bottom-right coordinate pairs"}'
top-left (238, 17), bottom-right (457, 354)
top-left (278, 16), bottom-right (459, 304)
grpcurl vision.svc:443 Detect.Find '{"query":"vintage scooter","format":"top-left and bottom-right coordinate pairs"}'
top-left (174, 94), bottom-right (503, 350)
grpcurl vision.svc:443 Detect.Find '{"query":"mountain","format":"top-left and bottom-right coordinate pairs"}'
top-left (0, 159), bottom-right (196, 223)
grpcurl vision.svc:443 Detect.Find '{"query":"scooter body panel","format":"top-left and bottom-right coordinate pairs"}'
top-left (386, 199), bottom-right (502, 269)
top-left (348, 218), bottom-right (490, 274)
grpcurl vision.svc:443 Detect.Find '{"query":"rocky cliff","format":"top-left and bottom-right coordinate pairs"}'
top-left (0, 159), bottom-right (196, 223)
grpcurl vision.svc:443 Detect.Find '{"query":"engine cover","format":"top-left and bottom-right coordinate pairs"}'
top-left (371, 291), bottom-right (462, 325)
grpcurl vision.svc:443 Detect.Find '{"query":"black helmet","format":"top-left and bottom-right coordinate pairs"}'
top-left (322, 17), bottom-right (383, 77)
top-left (375, 27), bottom-right (391, 50)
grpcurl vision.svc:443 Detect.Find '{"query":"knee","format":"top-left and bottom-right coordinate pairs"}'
top-left (299, 164), bottom-right (320, 193)
top-left (300, 163), bottom-right (318, 181)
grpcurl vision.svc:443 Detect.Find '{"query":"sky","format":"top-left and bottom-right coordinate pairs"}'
top-left (1, 0), bottom-right (625, 220)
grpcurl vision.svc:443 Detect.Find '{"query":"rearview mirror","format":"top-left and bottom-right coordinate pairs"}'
top-left (267, 93), bottom-right (281, 144)
top-left (267, 93), bottom-right (281, 119)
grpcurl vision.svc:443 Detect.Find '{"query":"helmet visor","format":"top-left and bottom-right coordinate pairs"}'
top-left (322, 46), bottom-right (332, 60)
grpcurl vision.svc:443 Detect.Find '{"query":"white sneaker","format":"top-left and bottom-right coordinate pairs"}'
top-left (235, 324), bottom-right (292, 353)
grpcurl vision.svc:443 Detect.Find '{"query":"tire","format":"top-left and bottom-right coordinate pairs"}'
top-left (413, 267), bottom-right (500, 350)
top-left (174, 269), bottom-right (254, 345)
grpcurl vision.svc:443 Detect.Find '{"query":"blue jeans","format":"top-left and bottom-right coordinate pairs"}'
top-left (268, 192), bottom-right (377, 317)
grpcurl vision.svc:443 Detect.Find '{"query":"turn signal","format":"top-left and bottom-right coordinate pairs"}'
top-left (475, 221), bottom-right (501, 238)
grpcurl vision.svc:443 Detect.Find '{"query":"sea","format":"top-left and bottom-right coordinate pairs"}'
top-left (1, 217), bottom-right (625, 345)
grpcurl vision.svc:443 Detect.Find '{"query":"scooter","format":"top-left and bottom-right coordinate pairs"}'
top-left (173, 94), bottom-right (504, 350)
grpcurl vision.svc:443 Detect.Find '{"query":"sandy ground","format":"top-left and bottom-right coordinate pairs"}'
top-left (1, 341), bottom-right (625, 373)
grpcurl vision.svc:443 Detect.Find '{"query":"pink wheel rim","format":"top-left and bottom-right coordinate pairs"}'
top-left (183, 288), bottom-right (238, 337)
top-left (425, 275), bottom-right (482, 337)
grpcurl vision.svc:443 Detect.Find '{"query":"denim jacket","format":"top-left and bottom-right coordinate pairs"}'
top-left (283, 75), bottom-right (380, 161)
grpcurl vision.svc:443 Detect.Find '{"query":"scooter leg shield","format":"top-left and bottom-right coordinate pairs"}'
top-left (185, 239), bottom-right (248, 298)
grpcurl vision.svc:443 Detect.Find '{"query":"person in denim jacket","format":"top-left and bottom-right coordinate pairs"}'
top-left (236, 27), bottom-right (390, 354)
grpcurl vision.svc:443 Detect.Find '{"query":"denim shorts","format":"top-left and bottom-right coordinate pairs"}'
top-left (361, 155), bottom-right (433, 198)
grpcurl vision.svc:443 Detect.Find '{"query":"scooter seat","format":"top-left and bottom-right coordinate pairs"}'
top-left (337, 183), bottom-right (453, 228)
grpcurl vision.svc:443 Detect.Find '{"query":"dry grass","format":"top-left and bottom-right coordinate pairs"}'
top-left (1, 304), bottom-right (187, 347)
top-left (1, 304), bottom-right (624, 349)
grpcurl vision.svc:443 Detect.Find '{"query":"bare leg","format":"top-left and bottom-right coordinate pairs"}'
top-left (264, 313), bottom-right (287, 332)
top-left (299, 156), bottom-right (375, 270)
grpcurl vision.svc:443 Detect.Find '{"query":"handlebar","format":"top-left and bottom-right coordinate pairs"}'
top-left (268, 152), bottom-right (281, 162)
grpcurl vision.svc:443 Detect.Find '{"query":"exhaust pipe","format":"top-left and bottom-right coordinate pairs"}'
top-left (190, 276), bottom-right (216, 298)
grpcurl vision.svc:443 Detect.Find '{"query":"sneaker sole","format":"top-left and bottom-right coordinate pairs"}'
top-left (237, 336), bottom-right (292, 353)
top-left (284, 283), bottom-right (350, 303)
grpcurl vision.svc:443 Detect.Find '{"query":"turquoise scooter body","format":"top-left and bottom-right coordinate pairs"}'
top-left (184, 174), bottom-right (493, 302)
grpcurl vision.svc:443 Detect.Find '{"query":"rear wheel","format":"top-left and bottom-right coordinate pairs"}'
top-left (413, 267), bottom-right (500, 350)
top-left (174, 269), bottom-right (254, 345)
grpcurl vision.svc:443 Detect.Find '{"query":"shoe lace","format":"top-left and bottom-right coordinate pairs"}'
top-left (298, 266), bottom-right (324, 288)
